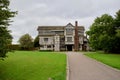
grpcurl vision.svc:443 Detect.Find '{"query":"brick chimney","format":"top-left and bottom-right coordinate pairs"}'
top-left (75, 21), bottom-right (78, 28)
top-left (74, 21), bottom-right (79, 51)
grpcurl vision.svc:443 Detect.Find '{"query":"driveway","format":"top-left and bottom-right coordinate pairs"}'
top-left (67, 52), bottom-right (120, 80)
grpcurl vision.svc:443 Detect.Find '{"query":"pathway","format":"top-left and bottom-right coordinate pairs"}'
top-left (67, 52), bottom-right (120, 80)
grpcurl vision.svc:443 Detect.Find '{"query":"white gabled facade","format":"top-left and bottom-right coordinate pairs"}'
top-left (37, 21), bottom-right (88, 51)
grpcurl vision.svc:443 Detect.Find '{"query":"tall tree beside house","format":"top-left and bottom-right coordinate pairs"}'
top-left (87, 10), bottom-right (120, 53)
top-left (86, 14), bottom-right (115, 53)
top-left (114, 10), bottom-right (120, 38)
top-left (114, 10), bottom-right (120, 30)
top-left (113, 10), bottom-right (120, 53)
top-left (33, 35), bottom-right (39, 48)
top-left (18, 34), bottom-right (33, 50)
top-left (0, 0), bottom-right (17, 58)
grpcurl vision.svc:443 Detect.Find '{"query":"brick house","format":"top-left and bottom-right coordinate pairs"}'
top-left (37, 21), bottom-right (89, 51)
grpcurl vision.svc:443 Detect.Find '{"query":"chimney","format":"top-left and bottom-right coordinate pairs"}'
top-left (75, 21), bottom-right (78, 27)
top-left (74, 21), bottom-right (79, 51)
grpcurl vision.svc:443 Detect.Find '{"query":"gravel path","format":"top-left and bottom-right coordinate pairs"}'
top-left (67, 52), bottom-right (120, 80)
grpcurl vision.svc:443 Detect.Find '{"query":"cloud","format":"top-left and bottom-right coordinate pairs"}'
top-left (9, 0), bottom-right (120, 44)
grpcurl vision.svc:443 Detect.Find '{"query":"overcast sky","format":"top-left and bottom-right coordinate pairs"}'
top-left (9, 0), bottom-right (120, 44)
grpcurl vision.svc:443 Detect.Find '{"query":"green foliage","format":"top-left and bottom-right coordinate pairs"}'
top-left (114, 10), bottom-right (120, 29)
top-left (33, 35), bottom-right (39, 48)
top-left (9, 44), bottom-right (20, 50)
top-left (0, 0), bottom-right (17, 26)
top-left (18, 34), bottom-right (33, 50)
top-left (0, 27), bottom-right (12, 58)
top-left (113, 10), bottom-right (120, 52)
top-left (0, 51), bottom-right (66, 80)
top-left (116, 29), bottom-right (120, 37)
top-left (84, 52), bottom-right (120, 70)
top-left (0, 0), bottom-right (17, 58)
top-left (87, 10), bottom-right (120, 53)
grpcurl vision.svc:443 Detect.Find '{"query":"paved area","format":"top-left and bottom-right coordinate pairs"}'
top-left (67, 52), bottom-right (120, 80)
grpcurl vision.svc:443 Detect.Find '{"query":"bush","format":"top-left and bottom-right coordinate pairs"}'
top-left (9, 44), bottom-right (20, 50)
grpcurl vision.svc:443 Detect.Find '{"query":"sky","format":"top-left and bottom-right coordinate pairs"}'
top-left (9, 0), bottom-right (120, 44)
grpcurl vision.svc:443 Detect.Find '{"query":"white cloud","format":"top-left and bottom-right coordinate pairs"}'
top-left (9, 0), bottom-right (120, 44)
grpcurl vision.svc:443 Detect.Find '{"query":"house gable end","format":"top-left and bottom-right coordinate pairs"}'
top-left (65, 23), bottom-right (74, 29)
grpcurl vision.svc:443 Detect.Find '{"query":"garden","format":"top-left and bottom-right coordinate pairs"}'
top-left (84, 51), bottom-right (120, 70)
top-left (0, 51), bottom-right (66, 80)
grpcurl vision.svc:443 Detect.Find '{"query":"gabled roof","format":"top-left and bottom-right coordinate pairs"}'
top-left (65, 23), bottom-right (74, 28)
top-left (37, 23), bottom-right (85, 31)
top-left (66, 23), bottom-right (74, 26)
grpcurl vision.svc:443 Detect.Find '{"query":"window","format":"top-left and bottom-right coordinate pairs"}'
top-left (67, 37), bottom-right (72, 42)
top-left (44, 38), bottom-right (48, 42)
top-left (47, 45), bottom-right (51, 48)
top-left (66, 28), bottom-right (73, 35)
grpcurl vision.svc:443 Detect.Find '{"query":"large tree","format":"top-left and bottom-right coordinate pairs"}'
top-left (18, 34), bottom-right (33, 50)
top-left (114, 10), bottom-right (120, 30)
top-left (0, 0), bottom-right (17, 58)
top-left (113, 10), bottom-right (120, 53)
top-left (114, 10), bottom-right (120, 37)
top-left (87, 14), bottom-right (115, 52)
top-left (87, 10), bottom-right (120, 53)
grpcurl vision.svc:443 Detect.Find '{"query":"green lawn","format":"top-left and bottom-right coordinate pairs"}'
top-left (84, 51), bottom-right (120, 70)
top-left (0, 51), bottom-right (66, 80)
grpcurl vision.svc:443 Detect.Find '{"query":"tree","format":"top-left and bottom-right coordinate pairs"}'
top-left (0, 0), bottom-right (17, 58)
top-left (87, 10), bottom-right (120, 53)
top-left (18, 34), bottom-right (33, 50)
top-left (114, 10), bottom-right (120, 29)
top-left (86, 14), bottom-right (115, 53)
top-left (113, 10), bottom-right (120, 53)
top-left (114, 10), bottom-right (120, 38)
top-left (33, 35), bottom-right (39, 48)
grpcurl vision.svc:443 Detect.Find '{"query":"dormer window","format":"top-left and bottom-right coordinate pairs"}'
top-left (66, 28), bottom-right (73, 35)
top-left (65, 23), bottom-right (74, 35)
top-left (66, 28), bottom-right (72, 31)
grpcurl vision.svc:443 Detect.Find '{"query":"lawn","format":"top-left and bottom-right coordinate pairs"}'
top-left (0, 51), bottom-right (66, 80)
top-left (84, 51), bottom-right (120, 70)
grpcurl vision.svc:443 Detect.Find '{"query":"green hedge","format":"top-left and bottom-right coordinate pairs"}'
top-left (9, 44), bottom-right (20, 50)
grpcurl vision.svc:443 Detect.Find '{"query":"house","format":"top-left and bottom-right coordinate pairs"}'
top-left (37, 21), bottom-right (89, 51)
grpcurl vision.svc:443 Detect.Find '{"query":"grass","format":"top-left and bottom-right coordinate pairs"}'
top-left (84, 51), bottom-right (120, 70)
top-left (0, 51), bottom-right (66, 80)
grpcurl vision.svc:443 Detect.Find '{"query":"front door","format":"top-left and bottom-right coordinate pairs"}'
top-left (67, 45), bottom-right (72, 51)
